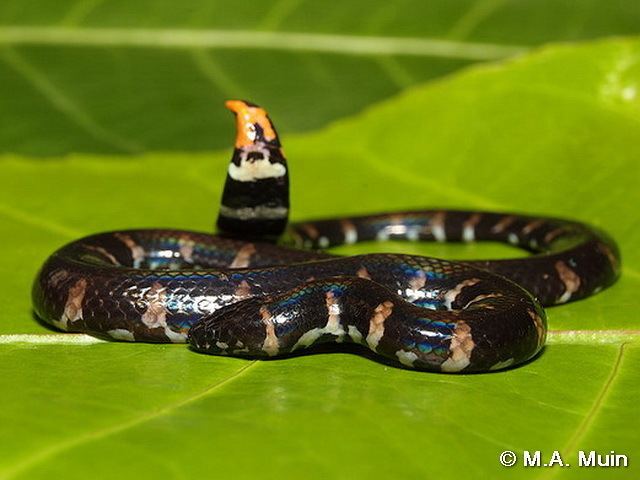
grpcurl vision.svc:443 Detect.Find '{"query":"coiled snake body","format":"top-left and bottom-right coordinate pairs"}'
top-left (32, 100), bottom-right (621, 373)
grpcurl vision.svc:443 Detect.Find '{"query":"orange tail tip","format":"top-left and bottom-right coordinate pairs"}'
top-left (225, 99), bottom-right (279, 148)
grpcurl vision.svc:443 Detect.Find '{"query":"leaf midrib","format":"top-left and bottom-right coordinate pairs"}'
top-left (0, 26), bottom-right (528, 60)
top-left (1, 330), bottom-right (639, 347)
top-left (1, 168), bottom-right (638, 340)
top-left (0, 343), bottom-right (630, 478)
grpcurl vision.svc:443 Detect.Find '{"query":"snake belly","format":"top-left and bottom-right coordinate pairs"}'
top-left (31, 100), bottom-right (621, 373)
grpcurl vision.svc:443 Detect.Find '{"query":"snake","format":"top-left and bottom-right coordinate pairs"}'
top-left (32, 100), bottom-right (621, 373)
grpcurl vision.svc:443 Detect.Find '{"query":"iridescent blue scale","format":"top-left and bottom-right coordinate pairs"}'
top-left (32, 99), bottom-right (620, 373)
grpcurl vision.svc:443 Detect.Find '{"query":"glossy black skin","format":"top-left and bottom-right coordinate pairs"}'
top-left (31, 100), bottom-right (621, 373)
top-left (32, 209), bottom-right (619, 372)
top-left (217, 144), bottom-right (288, 237)
top-left (287, 210), bottom-right (621, 306)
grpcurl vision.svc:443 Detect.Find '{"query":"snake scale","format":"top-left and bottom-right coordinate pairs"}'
top-left (32, 100), bottom-right (621, 373)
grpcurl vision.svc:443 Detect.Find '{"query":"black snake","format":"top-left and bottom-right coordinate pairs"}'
top-left (32, 100), bottom-right (621, 373)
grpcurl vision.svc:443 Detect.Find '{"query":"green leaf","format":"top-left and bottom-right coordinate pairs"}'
top-left (1, 0), bottom-right (640, 155)
top-left (1, 37), bottom-right (639, 478)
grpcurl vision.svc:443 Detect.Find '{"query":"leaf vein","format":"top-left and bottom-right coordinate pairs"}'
top-left (1, 360), bottom-right (259, 479)
top-left (0, 27), bottom-right (528, 60)
top-left (190, 48), bottom-right (247, 98)
top-left (0, 201), bottom-right (82, 238)
top-left (0, 48), bottom-right (143, 154)
top-left (538, 343), bottom-right (626, 480)
top-left (447, 0), bottom-right (507, 41)
top-left (59, 0), bottom-right (105, 27)
top-left (365, 150), bottom-right (504, 209)
top-left (258, 0), bottom-right (305, 31)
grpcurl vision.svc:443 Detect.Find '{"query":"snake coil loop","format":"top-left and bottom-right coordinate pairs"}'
top-left (32, 100), bottom-right (620, 372)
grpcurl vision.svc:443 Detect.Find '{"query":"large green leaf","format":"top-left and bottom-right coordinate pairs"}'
top-left (1, 37), bottom-right (639, 478)
top-left (1, 0), bottom-right (640, 155)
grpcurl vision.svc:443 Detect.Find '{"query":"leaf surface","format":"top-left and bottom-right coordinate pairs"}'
top-left (1, 37), bottom-right (639, 479)
top-left (1, 0), bottom-right (640, 155)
